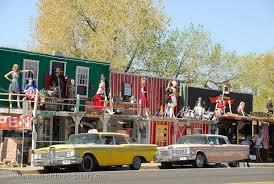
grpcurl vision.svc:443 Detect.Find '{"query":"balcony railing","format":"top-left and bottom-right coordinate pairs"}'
top-left (0, 91), bottom-right (142, 117)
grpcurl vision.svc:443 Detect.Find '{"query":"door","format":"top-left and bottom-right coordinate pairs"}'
top-left (112, 135), bottom-right (133, 165)
top-left (217, 137), bottom-right (230, 162)
top-left (207, 136), bottom-right (223, 162)
top-left (99, 135), bottom-right (116, 166)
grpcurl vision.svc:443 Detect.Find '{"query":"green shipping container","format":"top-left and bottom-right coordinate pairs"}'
top-left (0, 47), bottom-right (110, 101)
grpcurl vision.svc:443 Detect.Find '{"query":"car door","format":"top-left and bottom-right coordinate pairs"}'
top-left (100, 135), bottom-right (116, 165)
top-left (220, 137), bottom-right (237, 162)
top-left (217, 137), bottom-right (228, 162)
top-left (112, 135), bottom-right (133, 165)
top-left (207, 136), bottom-right (223, 162)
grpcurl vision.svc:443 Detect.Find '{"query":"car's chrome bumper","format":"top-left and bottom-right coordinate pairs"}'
top-left (32, 157), bottom-right (82, 167)
top-left (155, 155), bottom-right (195, 163)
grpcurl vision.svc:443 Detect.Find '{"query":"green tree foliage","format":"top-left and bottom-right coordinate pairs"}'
top-left (233, 52), bottom-right (274, 111)
top-left (32, 0), bottom-right (168, 71)
top-left (141, 24), bottom-right (239, 91)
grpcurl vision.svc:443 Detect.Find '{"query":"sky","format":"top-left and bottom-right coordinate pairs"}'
top-left (0, 0), bottom-right (274, 55)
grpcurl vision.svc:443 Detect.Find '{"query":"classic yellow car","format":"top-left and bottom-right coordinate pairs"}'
top-left (32, 130), bottom-right (157, 172)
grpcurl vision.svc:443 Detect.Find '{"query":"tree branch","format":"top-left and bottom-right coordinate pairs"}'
top-left (124, 52), bottom-right (136, 73)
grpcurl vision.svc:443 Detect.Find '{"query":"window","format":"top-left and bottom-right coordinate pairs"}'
top-left (101, 135), bottom-right (114, 145)
top-left (50, 61), bottom-right (66, 75)
top-left (22, 59), bottom-right (39, 89)
top-left (114, 136), bottom-right (128, 145)
top-left (207, 136), bottom-right (218, 145)
top-left (69, 134), bottom-right (100, 144)
top-left (218, 137), bottom-right (227, 145)
top-left (76, 66), bottom-right (89, 98)
top-left (177, 136), bottom-right (208, 144)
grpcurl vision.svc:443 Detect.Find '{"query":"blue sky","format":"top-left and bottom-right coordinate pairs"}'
top-left (0, 0), bottom-right (274, 54)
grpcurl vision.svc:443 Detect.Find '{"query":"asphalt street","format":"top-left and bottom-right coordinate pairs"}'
top-left (0, 167), bottom-right (274, 184)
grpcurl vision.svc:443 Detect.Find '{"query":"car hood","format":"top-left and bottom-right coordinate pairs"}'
top-left (33, 144), bottom-right (75, 153)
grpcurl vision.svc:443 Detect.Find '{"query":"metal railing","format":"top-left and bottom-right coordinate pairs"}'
top-left (0, 91), bottom-right (142, 116)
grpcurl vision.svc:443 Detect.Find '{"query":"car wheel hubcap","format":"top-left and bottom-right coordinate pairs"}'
top-left (83, 157), bottom-right (93, 171)
top-left (134, 158), bottom-right (141, 168)
top-left (196, 155), bottom-right (204, 167)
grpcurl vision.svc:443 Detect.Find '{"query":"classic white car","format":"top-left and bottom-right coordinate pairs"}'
top-left (156, 134), bottom-right (249, 168)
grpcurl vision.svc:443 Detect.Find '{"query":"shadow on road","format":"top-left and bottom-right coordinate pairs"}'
top-left (38, 163), bottom-right (228, 174)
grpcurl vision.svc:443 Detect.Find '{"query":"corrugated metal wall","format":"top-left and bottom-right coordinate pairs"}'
top-left (0, 47), bottom-right (111, 98)
top-left (111, 72), bottom-right (182, 116)
top-left (150, 119), bottom-right (210, 146)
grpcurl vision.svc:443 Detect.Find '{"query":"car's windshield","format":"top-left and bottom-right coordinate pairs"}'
top-left (177, 136), bottom-right (208, 144)
top-left (68, 134), bottom-right (100, 144)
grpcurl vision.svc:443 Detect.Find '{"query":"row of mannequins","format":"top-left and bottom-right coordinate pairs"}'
top-left (4, 64), bottom-right (272, 118)
top-left (190, 95), bottom-right (249, 121)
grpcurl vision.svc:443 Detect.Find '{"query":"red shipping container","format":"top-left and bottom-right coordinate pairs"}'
top-left (110, 72), bottom-right (182, 117)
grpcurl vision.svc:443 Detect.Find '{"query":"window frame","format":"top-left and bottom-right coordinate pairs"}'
top-left (22, 59), bottom-right (40, 89)
top-left (207, 136), bottom-right (219, 145)
top-left (218, 137), bottom-right (228, 145)
top-left (49, 60), bottom-right (67, 76)
top-left (101, 135), bottom-right (115, 145)
top-left (113, 135), bottom-right (129, 145)
top-left (75, 66), bottom-right (89, 98)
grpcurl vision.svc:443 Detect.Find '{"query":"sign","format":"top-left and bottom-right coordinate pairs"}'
top-left (209, 96), bottom-right (235, 105)
top-left (39, 111), bottom-right (57, 117)
top-left (124, 83), bottom-right (132, 96)
top-left (0, 115), bottom-right (32, 130)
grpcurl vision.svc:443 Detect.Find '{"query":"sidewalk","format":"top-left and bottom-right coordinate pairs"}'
top-left (0, 162), bottom-right (273, 175)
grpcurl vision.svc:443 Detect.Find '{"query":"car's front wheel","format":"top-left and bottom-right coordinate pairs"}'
top-left (160, 162), bottom-right (173, 169)
top-left (44, 166), bottom-right (58, 173)
top-left (130, 157), bottom-right (142, 170)
top-left (80, 155), bottom-right (97, 172)
top-left (193, 153), bottom-right (206, 168)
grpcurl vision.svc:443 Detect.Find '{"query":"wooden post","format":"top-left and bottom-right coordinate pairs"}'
top-left (75, 94), bottom-right (80, 113)
top-left (31, 89), bottom-right (39, 166)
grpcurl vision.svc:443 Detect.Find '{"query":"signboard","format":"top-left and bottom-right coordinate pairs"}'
top-left (39, 111), bottom-right (57, 117)
top-left (123, 83), bottom-right (132, 96)
top-left (0, 115), bottom-right (32, 130)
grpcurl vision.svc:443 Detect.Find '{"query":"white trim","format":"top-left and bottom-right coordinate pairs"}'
top-left (22, 59), bottom-right (40, 90)
top-left (75, 66), bottom-right (89, 98)
top-left (49, 60), bottom-right (67, 75)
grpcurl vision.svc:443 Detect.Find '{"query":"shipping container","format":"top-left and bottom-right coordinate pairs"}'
top-left (0, 47), bottom-right (110, 99)
top-left (110, 72), bottom-right (183, 117)
top-left (150, 118), bottom-right (210, 146)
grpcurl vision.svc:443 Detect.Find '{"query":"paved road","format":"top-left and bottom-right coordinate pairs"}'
top-left (0, 167), bottom-right (273, 184)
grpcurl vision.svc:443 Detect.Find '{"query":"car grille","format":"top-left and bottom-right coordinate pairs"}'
top-left (173, 149), bottom-right (189, 156)
top-left (159, 150), bottom-right (169, 157)
top-left (54, 152), bottom-right (67, 158)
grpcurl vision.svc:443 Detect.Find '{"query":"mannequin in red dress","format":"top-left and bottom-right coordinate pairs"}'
top-left (140, 78), bottom-right (149, 116)
top-left (94, 81), bottom-right (114, 114)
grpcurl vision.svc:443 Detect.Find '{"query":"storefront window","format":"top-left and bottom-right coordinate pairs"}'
top-left (76, 66), bottom-right (89, 98)
top-left (22, 59), bottom-right (39, 88)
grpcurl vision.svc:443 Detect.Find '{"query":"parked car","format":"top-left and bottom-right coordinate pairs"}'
top-left (156, 134), bottom-right (249, 168)
top-left (32, 130), bottom-right (157, 172)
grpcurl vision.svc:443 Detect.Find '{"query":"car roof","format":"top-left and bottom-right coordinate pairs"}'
top-left (72, 132), bottom-right (129, 137)
top-left (182, 134), bottom-right (228, 139)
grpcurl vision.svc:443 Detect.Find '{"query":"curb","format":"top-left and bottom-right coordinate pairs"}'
top-left (1, 163), bottom-right (274, 175)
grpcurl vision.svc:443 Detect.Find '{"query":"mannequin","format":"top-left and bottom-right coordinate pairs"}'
top-left (4, 64), bottom-right (33, 108)
top-left (140, 78), bottom-right (149, 116)
top-left (168, 81), bottom-right (177, 118)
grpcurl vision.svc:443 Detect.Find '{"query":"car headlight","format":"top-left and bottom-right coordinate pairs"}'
top-left (65, 151), bottom-right (77, 157)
